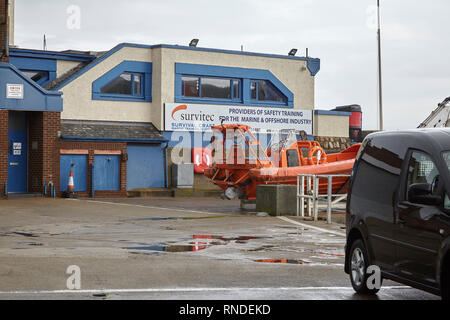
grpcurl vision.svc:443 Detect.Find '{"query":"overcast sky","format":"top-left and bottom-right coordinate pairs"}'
top-left (13, 0), bottom-right (450, 130)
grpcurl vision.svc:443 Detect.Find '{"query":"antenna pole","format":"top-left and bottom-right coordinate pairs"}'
top-left (377, 0), bottom-right (383, 131)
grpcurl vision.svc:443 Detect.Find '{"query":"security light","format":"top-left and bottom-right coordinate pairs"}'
top-left (288, 48), bottom-right (297, 56)
top-left (189, 39), bottom-right (199, 47)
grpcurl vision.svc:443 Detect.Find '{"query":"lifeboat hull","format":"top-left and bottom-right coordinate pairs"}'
top-left (249, 159), bottom-right (355, 195)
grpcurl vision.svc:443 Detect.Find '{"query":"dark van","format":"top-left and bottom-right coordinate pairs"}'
top-left (345, 129), bottom-right (450, 299)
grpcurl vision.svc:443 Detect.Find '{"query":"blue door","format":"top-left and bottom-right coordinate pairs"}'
top-left (60, 155), bottom-right (88, 192)
top-left (8, 113), bottom-right (28, 193)
top-left (94, 155), bottom-right (120, 191)
top-left (127, 145), bottom-right (164, 190)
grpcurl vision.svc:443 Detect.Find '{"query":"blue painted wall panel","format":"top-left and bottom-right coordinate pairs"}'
top-left (60, 155), bottom-right (88, 192)
top-left (127, 145), bottom-right (164, 190)
top-left (0, 63), bottom-right (62, 112)
top-left (94, 155), bottom-right (120, 191)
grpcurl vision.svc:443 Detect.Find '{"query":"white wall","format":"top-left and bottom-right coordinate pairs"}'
top-left (60, 46), bottom-right (153, 122)
top-left (154, 47), bottom-right (314, 130)
top-left (8, 0), bottom-right (14, 45)
top-left (57, 60), bottom-right (82, 78)
top-left (314, 114), bottom-right (349, 137)
top-left (60, 45), bottom-right (315, 131)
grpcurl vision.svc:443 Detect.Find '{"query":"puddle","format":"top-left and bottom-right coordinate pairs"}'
top-left (11, 232), bottom-right (38, 238)
top-left (132, 215), bottom-right (232, 221)
top-left (130, 251), bottom-right (160, 256)
top-left (23, 242), bottom-right (43, 246)
top-left (317, 251), bottom-right (344, 257)
top-left (126, 245), bottom-right (193, 252)
top-left (125, 234), bottom-right (264, 253)
top-left (254, 258), bottom-right (311, 265)
top-left (248, 245), bottom-right (276, 252)
top-left (197, 235), bottom-right (267, 241)
top-left (134, 217), bottom-right (180, 221)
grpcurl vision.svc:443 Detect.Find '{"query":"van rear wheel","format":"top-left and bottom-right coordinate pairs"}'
top-left (349, 239), bottom-right (381, 295)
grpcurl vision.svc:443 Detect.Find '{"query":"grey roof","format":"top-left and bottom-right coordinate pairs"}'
top-left (44, 61), bottom-right (91, 90)
top-left (44, 51), bottom-right (105, 91)
top-left (61, 120), bottom-right (166, 141)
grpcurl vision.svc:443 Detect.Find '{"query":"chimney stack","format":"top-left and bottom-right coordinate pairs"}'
top-left (0, 0), bottom-right (9, 62)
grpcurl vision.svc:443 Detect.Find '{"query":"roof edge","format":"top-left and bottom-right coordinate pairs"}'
top-left (54, 42), bottom-right (321, 90)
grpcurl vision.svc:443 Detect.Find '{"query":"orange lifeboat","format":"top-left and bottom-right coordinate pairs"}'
top-left (204, 124), bottom-right (361, 200)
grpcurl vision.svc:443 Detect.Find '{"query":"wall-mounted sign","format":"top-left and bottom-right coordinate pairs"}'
top-left (6, 84), bottom-right (24, 99)
top-left (13, 142), bottom-right (22, 156)
top-left (164, 103), bottom-right (313, 134)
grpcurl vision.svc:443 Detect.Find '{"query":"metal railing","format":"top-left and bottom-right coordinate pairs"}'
top-left (296, 174), bottom-right (351, 224)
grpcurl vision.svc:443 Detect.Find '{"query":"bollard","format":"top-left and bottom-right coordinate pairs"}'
top-left (313, 176), bottom-right (319, 221)
top-left (327, 176), bottom-right (332, 224)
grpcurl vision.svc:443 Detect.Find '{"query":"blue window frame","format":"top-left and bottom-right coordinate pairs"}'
top-left (92, 61), bottom-right (152, 102)
top-left (175, 63), bottom-right (293, 108)
top-left (100, 72), bottom-right (143, 98)
top-left (181, 75), bottom-right (241, 102)
top-left (22, 69), bottom-right (50, 86)
top-left (250, 80), bottom-right (286, 103)
top-left (10, 56), bottom-right (57, 87)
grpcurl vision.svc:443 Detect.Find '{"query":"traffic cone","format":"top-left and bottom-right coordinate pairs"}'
top-left (65, 170), bottom-right (77, 198)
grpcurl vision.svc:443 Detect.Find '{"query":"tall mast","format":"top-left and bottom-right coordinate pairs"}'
top-left (377, 0), bottom-right (383, 131)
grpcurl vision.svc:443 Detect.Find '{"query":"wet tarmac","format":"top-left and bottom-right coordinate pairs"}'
top-left (0, 197), bottom-right (441, 300)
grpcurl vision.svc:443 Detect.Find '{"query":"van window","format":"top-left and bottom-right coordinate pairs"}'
top-left (351, 159), bottom-right (400, 206)
top-left (351, 140), bottom-right (402, 206)
top-left (442, 152), bottom-right (450, 171)
top-left (445, 193), bottom-right (450, 210)
top-left (405, 151), bottom-right (439, 197)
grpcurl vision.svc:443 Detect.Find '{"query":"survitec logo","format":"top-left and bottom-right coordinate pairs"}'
top-left (171, 104), bottom-right (215, 122)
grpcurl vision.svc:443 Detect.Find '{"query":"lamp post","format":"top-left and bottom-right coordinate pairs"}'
top-left (377, 0), bottom-right (383, 131)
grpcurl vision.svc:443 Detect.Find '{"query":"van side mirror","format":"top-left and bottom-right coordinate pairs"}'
top-left (408, 183), bottom-right (442, 206)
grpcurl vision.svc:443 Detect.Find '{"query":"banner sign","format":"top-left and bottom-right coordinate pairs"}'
top-left (164, 103), bottom-right (313, 134)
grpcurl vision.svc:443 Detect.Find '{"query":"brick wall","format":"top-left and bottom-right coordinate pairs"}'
top-left (314, 136), bottom-right (352, 154)
top-left (57, 140), bottom-right (127, 197)
top-left (42, 112), bottom-right (61, 191)
top-left (0, 110), bottom-right (7, 197)
top-left (28, 112), bottom-right (43, 192)
top-left (0, 0), bottom-right (9, 63)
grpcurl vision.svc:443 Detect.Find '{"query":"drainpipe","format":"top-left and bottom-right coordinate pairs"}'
top-left (163, 142), bottom-right (169, 188)
top-left (90, 163), bottom-right (95, 198)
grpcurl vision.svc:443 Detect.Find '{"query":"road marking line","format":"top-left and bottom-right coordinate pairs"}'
top-left (81, 199), bottom-right (221, 216)
top-left (277, 216), bottom-right (346, 237)
top-left (0, 286), bottom-right (411, 295)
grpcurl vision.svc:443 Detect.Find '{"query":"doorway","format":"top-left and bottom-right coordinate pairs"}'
top-left (8, 111), bottom-right (28, 193)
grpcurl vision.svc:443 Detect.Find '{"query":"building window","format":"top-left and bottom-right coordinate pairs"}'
top-left (100, 72), bottom-right (143, 97)
top-left (250, 80), bottom-right (286, 103)
top-left (181, 76), bottom-right (241, 101)
top-left (182, 76), bottom-right (199, 97)
top-left (22, 70), bottom-right (50, 86)
top-left (175, 63), bottom-right (293, 108)
top-left (92, 61), bottom-right (152, 102)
